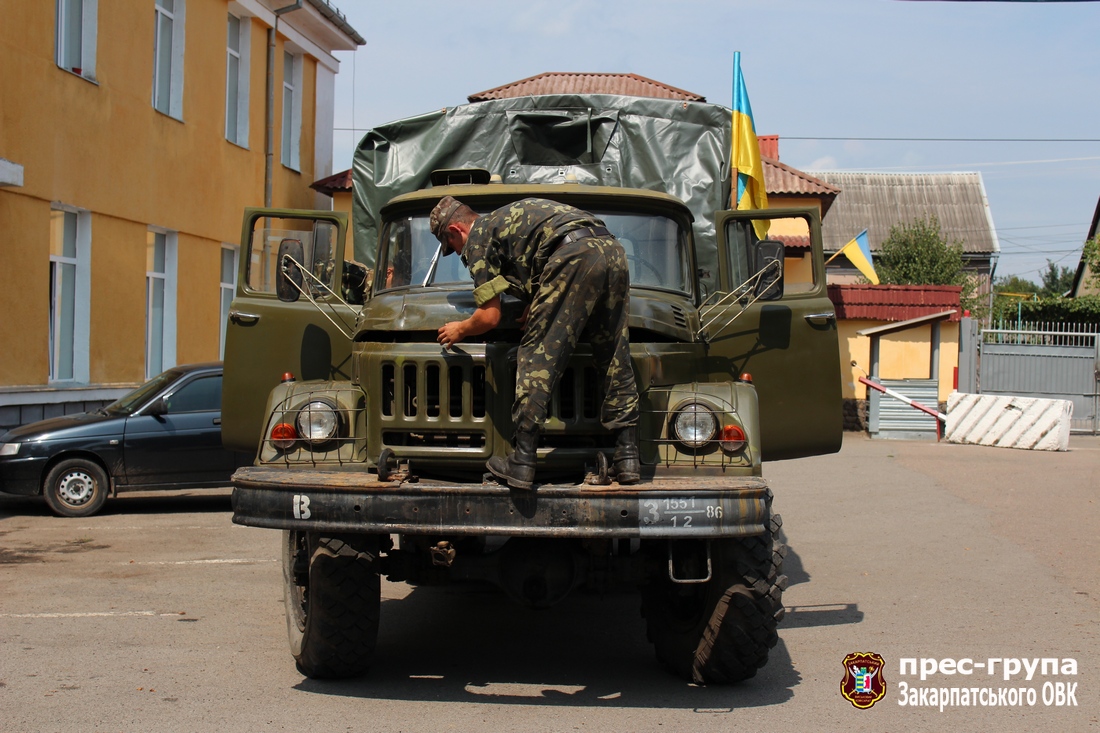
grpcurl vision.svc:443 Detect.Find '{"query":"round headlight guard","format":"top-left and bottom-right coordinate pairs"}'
top-left (672, 403), bottom-right (718, 448)
top-left (295, 401), bottom-right (339, 444)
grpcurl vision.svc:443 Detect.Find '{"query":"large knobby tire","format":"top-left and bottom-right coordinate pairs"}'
top-left (283, 530), bottom-right (381, 679)
top-left (641, 514), bottom-right (787, 685)
top-left (43, 458), bottom-right (110, 518)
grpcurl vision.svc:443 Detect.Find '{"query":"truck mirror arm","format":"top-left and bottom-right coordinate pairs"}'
top-left (278, 252), bottom-right (359, 342)
top-left (696, 258), bottom-right (783, 343)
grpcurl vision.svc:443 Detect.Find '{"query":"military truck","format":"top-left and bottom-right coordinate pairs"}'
top-left (223, 94), bottom-right (841, 685)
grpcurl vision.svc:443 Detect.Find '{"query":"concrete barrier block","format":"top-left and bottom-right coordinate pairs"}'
top-left (945, 392), bottom-right (1073, 451)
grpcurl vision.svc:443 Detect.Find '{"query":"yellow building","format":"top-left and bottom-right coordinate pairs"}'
top-left (0, 0), bottom-right (363, 429)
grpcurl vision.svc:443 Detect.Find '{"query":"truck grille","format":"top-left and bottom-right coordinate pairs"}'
top-left (375, 352), bottom-right (608, 451)
top-left (381, 362), bottom-right (487, 419)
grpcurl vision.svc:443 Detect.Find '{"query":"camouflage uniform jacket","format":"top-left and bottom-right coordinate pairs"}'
top-left (461, 198), bottom-right (604, 306)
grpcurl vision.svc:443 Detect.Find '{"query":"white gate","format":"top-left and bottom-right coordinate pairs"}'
top-left (976, 321), bottom-right (1099, 434)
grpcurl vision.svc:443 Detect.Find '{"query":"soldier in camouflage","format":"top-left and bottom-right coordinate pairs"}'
top-left (431, 196), bottom-right (640, 490)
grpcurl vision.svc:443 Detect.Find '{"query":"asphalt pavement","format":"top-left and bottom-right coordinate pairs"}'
top-left (0, 433), bottom-right (1096, 732)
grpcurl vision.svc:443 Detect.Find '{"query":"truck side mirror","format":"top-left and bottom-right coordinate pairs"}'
top-left (341, 260), bottom-right (370, 305)
top-left (276, 238), bottom-right (304, 303)
top-left (752, 239), bottom-right (784, 301)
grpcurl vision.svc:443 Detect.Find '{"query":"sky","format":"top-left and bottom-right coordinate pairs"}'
top-left (325, 0), bottom-right (1100, 282)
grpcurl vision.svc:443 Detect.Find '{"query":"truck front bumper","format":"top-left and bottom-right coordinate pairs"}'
top-left (231, 466), bottom-right (771, 539)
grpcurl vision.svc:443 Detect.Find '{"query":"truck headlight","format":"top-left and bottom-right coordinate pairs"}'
top-left (672, 403), bottom-right (717, 448)
top-left (295, 401), bottom-right (339, 444)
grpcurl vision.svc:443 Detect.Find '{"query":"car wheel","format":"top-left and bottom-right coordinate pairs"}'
top-left (43, 458), bottom-right (110, 518)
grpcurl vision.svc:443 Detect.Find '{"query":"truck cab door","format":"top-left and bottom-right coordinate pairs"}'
top-left (221, 209), bottom-right (354, 453)
top-left (703, 206), bottom-right (842, 461)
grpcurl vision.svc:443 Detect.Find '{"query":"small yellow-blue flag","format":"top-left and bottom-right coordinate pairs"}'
top-left (731, 52), bottom-right (769, 239)
top-left (832, 229), bottom-right (879, 284)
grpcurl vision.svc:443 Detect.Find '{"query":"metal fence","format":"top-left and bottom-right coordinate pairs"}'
top-left (978, 321), bottom-right (1099, 434)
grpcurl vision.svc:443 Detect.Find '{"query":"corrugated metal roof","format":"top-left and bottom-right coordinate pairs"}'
top-left (468, 73), bottom-right (706, 103)
top-left (828, 284), bottom-right (962, 322)
top-left (812, 171), bottom-right (999, 255)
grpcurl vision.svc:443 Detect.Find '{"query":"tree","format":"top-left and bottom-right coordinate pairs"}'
top-left (1038, 260), bottom-right (1075, 298)
top-left (875, 215), bottom-right (982, 314)
top-left (991, 274), bottom-right (1039, 323)
top-left (994, 274), bottom-right (1040, 297)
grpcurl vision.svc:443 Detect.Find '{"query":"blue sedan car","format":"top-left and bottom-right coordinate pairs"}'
top-left (0, 362), bottom-right (250, 517)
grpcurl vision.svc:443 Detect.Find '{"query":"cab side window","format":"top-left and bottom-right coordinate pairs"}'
top-left (165, 376), bottom-right (222, 413)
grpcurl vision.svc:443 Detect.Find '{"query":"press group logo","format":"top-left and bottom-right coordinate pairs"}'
top-left (842, 652), bottom-right (888, 709)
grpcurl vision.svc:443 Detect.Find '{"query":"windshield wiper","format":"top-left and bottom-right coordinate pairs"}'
top-left (422, 244), bottom-right (443, 287)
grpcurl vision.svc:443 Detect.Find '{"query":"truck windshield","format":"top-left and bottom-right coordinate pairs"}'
top-left (377, 211), bottom-right (691, 295)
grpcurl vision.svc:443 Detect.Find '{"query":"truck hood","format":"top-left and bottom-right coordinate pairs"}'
top-left (356, 289), bottom-right (696, 343)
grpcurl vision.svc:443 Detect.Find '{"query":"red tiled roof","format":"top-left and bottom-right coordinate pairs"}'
top-left (764, 157), bottom-right (840, 197)
top-left (468, 72), bottom-right (706, 103)
top-left (311, 168), bottom-right (353, 196)
top-left (763, 156), bottom-right (840, 217)
top-left (828, 284), bottom-right (962, 322)
top-left (773, 234), bottom-right (811, 250)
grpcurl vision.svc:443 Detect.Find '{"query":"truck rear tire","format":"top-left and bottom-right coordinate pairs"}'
top-left (282, 531), bottom-right (381, 679)
top-left (641, 515), bottom-right (787, 685)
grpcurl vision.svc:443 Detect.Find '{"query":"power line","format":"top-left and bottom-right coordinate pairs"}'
top-left (784, 136), bottom-right (1100, 143)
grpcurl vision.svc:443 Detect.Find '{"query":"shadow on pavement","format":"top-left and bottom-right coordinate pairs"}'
top-left (0, 489), bottom-right (232, 518)
top-left (293, 582), bottom-right (800, 709)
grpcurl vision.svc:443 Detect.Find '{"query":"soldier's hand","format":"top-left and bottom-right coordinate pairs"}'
top-left (438, 322), bottom-right (464, 349)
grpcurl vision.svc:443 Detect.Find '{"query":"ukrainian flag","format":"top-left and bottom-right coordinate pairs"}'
top-left (831, 229), bottom-right (879, 284)
top-left (732, 51), bottom-right (769, 239)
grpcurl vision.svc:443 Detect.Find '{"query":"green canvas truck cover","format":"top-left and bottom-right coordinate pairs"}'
top-left (351, 94), bottom-right (734, 294)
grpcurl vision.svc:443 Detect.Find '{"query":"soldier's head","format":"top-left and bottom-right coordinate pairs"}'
top-left (429, 196), bottom-right (478, 256)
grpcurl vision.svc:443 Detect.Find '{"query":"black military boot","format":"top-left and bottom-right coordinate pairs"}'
top-left (612, 426), bottom-right (641, 485)
top-left (487, 427), bottom-right (538, 490)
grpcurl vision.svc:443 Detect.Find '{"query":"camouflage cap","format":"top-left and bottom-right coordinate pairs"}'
top-left (429, 195), bottom-right (463, 254)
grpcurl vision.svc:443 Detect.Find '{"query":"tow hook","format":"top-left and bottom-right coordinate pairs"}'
top-left (431, 540), bottom-right (456, 567)
top-left (668, 540), bottom-right (713, 584)
top-left (584, 452), bottom-right (612, 486)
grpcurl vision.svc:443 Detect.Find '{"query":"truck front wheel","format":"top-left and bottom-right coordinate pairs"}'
top-left (282, 530), bottom-right (381, 679)
top-left (641, 516), bottom-right (787, 685)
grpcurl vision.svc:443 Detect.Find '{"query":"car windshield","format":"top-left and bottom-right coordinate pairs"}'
top-left (103, 370), bottom-right (183, 416)
top-left (376, 210), bottom-right (692, 296)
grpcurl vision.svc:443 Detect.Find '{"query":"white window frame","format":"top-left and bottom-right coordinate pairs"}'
top-left (49, 205), bottom-right (91, 384)
top-left (225, 12), bottom-right (251, 147)
top-left (152, 0), bottom-right (186, 120)
top-left (145, 228), bottom-right (178, 379)
top-left (55, 0), bottom-right (98, 81)
top-left (281, 49), bottom-right (302, 171)
top-left (219, 244), bottom-right (239, 357)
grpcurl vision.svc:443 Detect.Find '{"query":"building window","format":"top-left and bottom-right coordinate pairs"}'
top-left (281, 50), bottom-right (302, 171)
top-left (219, 244), bottom-right (238, 357)
top-left (56, 0), bottom-right (98, 80)
top-left (225, 13), bottom-right (250, 147)
top-left (146, 229), bottom-right (177, 378)
top-left (153, 0), bottom-right (186, 119)
top-left (49, 207), bottom-right (91, 383)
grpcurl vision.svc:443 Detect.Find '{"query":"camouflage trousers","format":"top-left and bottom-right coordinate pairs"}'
top-left (513, 235), bottom-right (640, 433)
